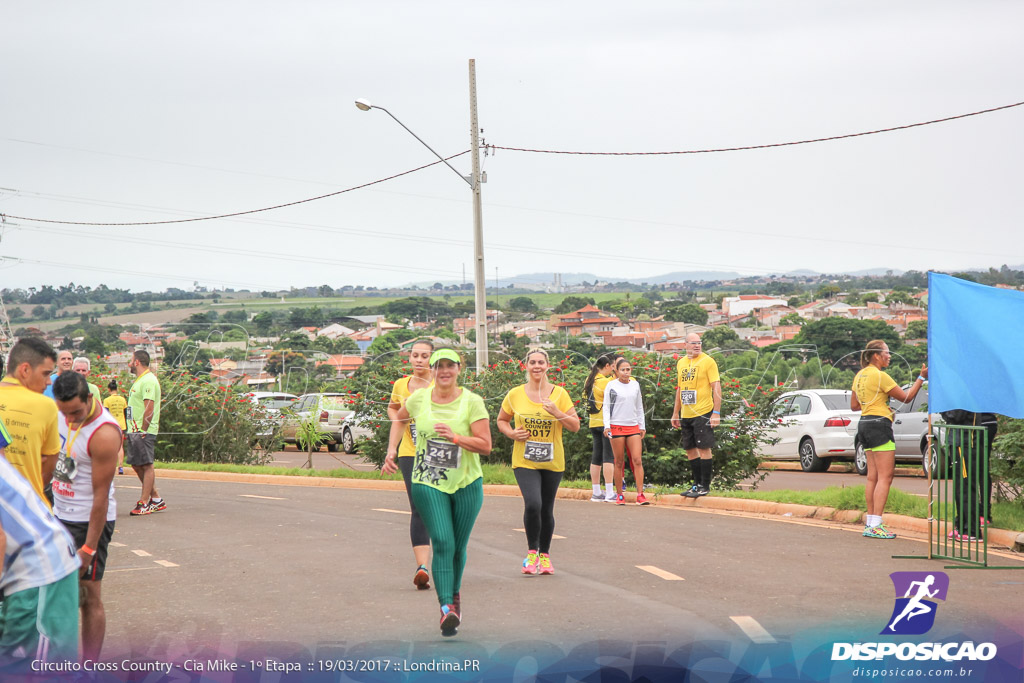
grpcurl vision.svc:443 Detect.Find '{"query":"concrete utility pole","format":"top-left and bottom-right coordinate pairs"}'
top-left (355, 59), bottom-right (489, 373)
top-left (469, 59), bottom-right (488, 372)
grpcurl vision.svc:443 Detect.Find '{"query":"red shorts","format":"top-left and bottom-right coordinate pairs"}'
top-left (609, 424), bottom-right (641, 438)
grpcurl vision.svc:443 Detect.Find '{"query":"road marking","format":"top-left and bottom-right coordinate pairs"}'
top-left (239, 494), bottom-right (287, 500)
top-left (105, 566), bottom-right (165, 574)
top-left (154, 560), bottom-right (179, 568)
top-left (109, 542), bottom-right (127, 548)
top-left (514, 528), bottom-right (566, 539)
top-left (131, 549), bottom-right (152, 557)
top-left (731, 616), bottom-right (776, 644)
top-left (636, 565), bottom-right (684, 581)
top-left (374, 508), bottom-right (411, 515)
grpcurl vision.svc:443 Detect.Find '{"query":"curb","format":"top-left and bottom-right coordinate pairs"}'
top-left (153, 469), bottom-right (1021, 552)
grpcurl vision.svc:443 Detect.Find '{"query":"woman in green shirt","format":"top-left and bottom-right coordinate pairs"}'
top-left (383, 348), bottom-right (491, 637)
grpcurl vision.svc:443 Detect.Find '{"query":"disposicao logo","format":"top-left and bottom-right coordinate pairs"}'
top-left (882, 571), bottom-right (949, 636)
top-left (831, 571), bottom-right (997, 662)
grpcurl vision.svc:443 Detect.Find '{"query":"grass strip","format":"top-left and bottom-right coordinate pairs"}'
top-left (154, 462), bottom-right (1023, 532)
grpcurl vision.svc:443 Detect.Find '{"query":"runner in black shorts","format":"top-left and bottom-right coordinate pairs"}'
top-left (672, 333), bottom-right (722, 498)
top-left (583, 354), bottom-right (616, 501)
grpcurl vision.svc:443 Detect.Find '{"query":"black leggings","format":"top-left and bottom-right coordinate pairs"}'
top-left (590, 427), bottom-right (613, 466)
top-left (398, 456), bottom-right (431, 548)
top-left (513, 468), bottom-right (563, 554)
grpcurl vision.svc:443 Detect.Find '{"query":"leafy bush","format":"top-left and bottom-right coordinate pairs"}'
top-left (350, 348), bottom-right (780, 490)
top-left (154, 369), bottom-right (272, 465)
top-left (993, 417), bottom-right (1024, 506)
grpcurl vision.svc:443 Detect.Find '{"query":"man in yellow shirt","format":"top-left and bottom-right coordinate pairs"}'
top-left (671, 333), bottom-right (722, 498)
top-left (103, 380), bottom-right (128, 475)
top-left (0, 338), bottom-right (61, 506)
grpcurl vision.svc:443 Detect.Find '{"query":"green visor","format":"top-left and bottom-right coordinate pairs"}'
top-left (430, 349), bottom-right (462, 366)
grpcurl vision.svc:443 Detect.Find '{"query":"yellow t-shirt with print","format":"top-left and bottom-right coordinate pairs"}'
top-left (853, 365), bottom-right (897, 420)
top-left (501, 384), bottom-right (574, 472)
top-left (0, 379), bottom-right (61, 507)
top-left (390, 375), bottom-right (432, 459)
top-left (588, 374), bottom-right (613, 429)
top-left (676, 353), bottom-right (721, 418)
top-left (104, 394), bottom-right (128, 430)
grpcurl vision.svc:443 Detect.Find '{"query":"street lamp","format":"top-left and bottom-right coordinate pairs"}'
top-left (354, 60), bottom-right (488, 372)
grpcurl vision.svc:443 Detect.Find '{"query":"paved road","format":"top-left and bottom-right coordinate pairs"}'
top-left (101, 475), bottom-right (1023, 672)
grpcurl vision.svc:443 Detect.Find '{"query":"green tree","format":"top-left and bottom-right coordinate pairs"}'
top-left (905, 320), bottom-right (928, 339)
top-left (815, 284), bottom-right (841, 299)
top-left (661, 302), bottom-right (709, 325)
top-left (701, 326), bottom-right (753, 352)
top-left (221, 309), bottom-right (248, 324)
top-left (253, 311), bottom-right (275, 334)
top-left (553, 296), bottom-right (596, 314)
top-left (779, 313), bottom-right (804, 326)
top-left (507, 296), bottom-right (539, 314)
top-left (792, 317), bottom-right (900, 367)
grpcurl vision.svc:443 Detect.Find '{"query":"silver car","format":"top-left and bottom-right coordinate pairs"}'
top-left (762, 389), bottom-right (860, 472)
top-left (280, 392), bottom-right (371, 454)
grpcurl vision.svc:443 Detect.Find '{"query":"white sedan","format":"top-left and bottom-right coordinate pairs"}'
top-left (762, 389), bottom-right (860, 472)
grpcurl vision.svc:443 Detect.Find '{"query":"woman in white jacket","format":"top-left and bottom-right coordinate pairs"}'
top-left (602, 358), bottom-right (648, 506)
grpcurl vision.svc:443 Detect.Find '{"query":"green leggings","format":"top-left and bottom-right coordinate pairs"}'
top-left (411, 479), bottom-right (483, 606)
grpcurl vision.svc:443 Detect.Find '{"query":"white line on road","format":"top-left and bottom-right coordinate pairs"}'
top-left (636, 565), bottom-right (684, 581)
top-left (239, 494), bottom-right (287, 500)
top-left (109, 542), bottom-right (127, 548)
top-left (131, 549), bottom-right (152, 557)
top-left (514, 528), bottom-right (566, 539)
top-left (105, 566), bottom-right (165, 574)
top-left (731, 616), bottom-right (776, 644)
top-left (154, 560), bottom-right (179, 568)
top-left (374, 508), bottom-right (412, 515)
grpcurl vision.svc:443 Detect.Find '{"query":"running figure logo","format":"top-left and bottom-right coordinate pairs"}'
top-left (882, 572), bottom-right (949, 635)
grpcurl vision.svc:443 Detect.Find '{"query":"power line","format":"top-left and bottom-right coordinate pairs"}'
top-left (0, 152), bottom-right (469, 227)
top-left (489, 101), bottom-right (1024, 156)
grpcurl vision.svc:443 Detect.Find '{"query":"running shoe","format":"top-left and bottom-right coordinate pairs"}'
top-left (636, 493), bottom-right (650, 506)
top-left (590, 491), bottom-right (606, 502)
top-left (414, 565), bottom-right (430, 590)
top-left (615, 494), bottom-right (625, 506)
top-left (148, 498), bottom-right (167, 513)
top-left (453, 591), bottom-right (461, 615)
top-left (129, 500), bottom-right (152, 516)
top-left (522, 550), bottom-right (539, 575)
top-left (695, 486), bottom-right (709, 497)
top-left (682, 485), bottom-right (700, 498)
top-left (538, 553), bottom-right (554, 575)
top-left (863, 525), bottom-right (895, 539)
top-left (440, 604), bottom-right (460, 637)
top-left (603, 491), bottom-right (616, 502)
top-left (947, 530), bottom-right (976, 541)
top-left (118, 467), bottom-right (124, 475)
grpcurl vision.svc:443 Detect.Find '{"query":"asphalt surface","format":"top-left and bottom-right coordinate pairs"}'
top-left (100, 475), bottom-right (1024, 670)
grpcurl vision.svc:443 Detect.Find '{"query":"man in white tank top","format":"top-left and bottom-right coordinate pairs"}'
top-left (52, 371), bottom-right (121, 662)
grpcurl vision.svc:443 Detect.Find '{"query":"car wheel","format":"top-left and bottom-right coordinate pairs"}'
top-left (799, 438), bottom-right (827, 472)
top-left (922, 441), bottom-right (952, 479)
top-left (342, 427), bottom-right (356, 454)
top-left (326, 442), bottom-right (339, 453)
top-left (854, 442), bottom-right (868, 476)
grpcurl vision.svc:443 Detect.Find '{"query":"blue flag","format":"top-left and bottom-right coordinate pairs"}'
top-left (929, 272), bottom-right (1024, 418)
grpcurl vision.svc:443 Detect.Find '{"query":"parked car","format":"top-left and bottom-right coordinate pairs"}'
top-left (762, 389), bottom-right (860, 472)
top-left (243, 391), bottom-right (298, 440)
top-left (853, 386), bottom-right (944, 476)
top-left (279, 393), bottom-right (371, 453)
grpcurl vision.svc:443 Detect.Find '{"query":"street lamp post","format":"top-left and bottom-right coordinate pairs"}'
top-left (355, 59), bottom-right (488, 372)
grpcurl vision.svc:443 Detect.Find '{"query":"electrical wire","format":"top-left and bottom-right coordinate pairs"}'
top-left (0, 152), bottom-right (470, 227)
top-left (489, 101), bottom-right (1024, 156)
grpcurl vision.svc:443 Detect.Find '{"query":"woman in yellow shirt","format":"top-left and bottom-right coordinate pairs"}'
top-left (497, 350), bottom-right (580, 575)
top-left (582, 354), bottom-right (617, 501)
top-left (385, 339), bottom-right (434, 588)
top-left (851, 340), bottom-right (927, 539)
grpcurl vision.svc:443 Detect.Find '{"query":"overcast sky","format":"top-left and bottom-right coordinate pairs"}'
top-left (1, 2), bottom-right (1022, 293)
